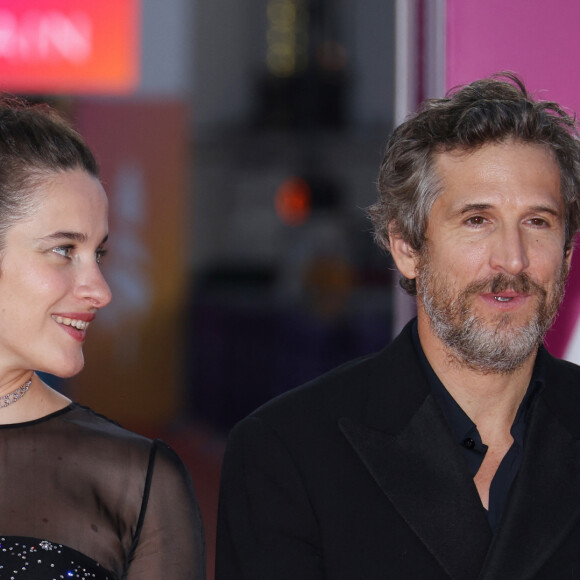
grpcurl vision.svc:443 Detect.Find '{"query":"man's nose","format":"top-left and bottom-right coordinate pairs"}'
top-left (489, 225), bottom-right (530, 275)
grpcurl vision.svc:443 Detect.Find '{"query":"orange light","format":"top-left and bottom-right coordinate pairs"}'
top-left (275, 176), bottom-right (311, 225)
top-left (0, 0), bottom-right (140, 95)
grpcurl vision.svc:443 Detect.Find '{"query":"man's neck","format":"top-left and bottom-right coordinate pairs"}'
top-left (416, 313), bottom-right (537, 442)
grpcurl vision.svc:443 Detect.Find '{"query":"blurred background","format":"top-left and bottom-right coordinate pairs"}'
top-left (5, 0), bottom-right (580, 576)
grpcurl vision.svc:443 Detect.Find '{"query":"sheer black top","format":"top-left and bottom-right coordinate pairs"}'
top-left (0, 403), bottom-right (205, 579)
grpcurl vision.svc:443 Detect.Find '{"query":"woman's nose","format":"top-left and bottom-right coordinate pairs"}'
top-left (75, 265), bottom-right (112, 308)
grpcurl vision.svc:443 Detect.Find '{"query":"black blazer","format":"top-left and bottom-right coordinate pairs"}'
top-left (216, 320), bottom-right (580, 579)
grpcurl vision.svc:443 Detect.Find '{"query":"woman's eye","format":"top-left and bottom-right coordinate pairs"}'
top-left (95, 248), bottom-right (108, 264)
top-left (52, 246), bottom-right (73, 258)
top-left (529, 218), bottom-right (547, 227)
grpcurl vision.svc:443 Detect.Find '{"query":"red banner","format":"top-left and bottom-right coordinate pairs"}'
top-left (0, 0), bottom-right (139, 94)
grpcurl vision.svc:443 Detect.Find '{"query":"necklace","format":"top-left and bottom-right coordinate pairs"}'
top-left (0, 379), bottom-right (32, 408)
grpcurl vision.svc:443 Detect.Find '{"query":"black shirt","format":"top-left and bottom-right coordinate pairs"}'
top-left (411, 320), bottom-right (544, 531)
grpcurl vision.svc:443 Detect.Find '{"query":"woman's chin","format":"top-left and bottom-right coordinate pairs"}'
top-left (39, 358), bottom-right (85, 379)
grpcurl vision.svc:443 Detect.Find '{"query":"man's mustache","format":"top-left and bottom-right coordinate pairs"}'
top-left (463, 273), bottom-right (547, 298)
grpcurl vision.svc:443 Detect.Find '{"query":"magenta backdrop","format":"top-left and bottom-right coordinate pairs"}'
top-left (445, 0), bottom-right (580, 357)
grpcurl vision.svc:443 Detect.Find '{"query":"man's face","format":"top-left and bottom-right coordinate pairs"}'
top-left (415, 141), bottom-right (570, 373)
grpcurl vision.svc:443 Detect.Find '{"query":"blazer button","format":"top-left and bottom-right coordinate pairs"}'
top-left (463, 438), bottom-right (476, 449)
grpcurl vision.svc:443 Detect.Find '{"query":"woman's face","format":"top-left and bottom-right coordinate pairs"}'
top-left (0, 168), bottom-right (112, 378)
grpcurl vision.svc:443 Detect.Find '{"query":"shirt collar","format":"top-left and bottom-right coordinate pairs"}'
top-left (411, 319), bottom-right (545, 447)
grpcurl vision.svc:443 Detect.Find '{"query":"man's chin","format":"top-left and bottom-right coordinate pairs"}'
top-left (470, 300), bottom-right (550, 334)
top-left (444, 314), bottom-right (543, 374)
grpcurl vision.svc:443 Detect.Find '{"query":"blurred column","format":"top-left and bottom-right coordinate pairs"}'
top-left (72, 0), bottom-right (193, 429)
top-left (391, 0), bottom-right (445, 335)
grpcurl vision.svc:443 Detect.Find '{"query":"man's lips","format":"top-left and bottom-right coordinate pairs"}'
top-left (479, 292), bottom-right (531, 307)
top-left (492, 291), bottom-right (526, 300)
top-left (494, 296), bottom-right (514, 302)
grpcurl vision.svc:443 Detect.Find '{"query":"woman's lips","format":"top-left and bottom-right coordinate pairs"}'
top-left (52, 313), bottom-right (96, 342)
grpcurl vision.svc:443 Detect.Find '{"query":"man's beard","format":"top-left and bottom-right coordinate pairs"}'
top-left (417, 256), bottom-right (569, 374)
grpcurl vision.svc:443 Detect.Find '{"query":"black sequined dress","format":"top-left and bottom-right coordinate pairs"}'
top-left (0, 404), bottom-right (205, 579)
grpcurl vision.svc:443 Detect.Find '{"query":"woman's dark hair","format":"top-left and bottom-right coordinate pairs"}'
top-left (369, 73), bottom-right (580, 295)
top-left (0, 96), bottom-right (99, 250)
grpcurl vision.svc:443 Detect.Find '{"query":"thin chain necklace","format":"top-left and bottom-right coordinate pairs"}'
top-left (0, 379), bottom-right (32, 408)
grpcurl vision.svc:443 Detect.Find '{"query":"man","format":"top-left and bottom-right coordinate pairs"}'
top-left (216, 74), bottom-right (580, 579)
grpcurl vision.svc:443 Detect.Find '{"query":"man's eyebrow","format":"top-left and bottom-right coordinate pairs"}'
top-left (528, 204), bottom-right (563, 218)
top-left (454, 203), bottom-right (562, 218)
top-left (456, 203), bottom-right (492, 215)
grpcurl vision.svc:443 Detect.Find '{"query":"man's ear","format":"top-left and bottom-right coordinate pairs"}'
top-left (565, 244), bottom-right (574, 270)
top-left (389, 230), bottom-right (419, 282)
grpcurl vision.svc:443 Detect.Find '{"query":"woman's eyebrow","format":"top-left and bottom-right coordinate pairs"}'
top-left (37, 232), bottom-right (109, 244)
top-left (38, 231), bottom-right (87, 243)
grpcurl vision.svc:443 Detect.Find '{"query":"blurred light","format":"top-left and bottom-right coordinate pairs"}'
top-left (275, 176), bottom-right (311, 226)
top-left (317, 41), bottom-right (347, 72)
top-left (0, 0), bottom-right (140, 95)
top-left (266, 0), bottom-right (308, 78)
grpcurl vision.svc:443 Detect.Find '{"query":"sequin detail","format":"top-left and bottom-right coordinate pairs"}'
top-left (0, 537), bottom-right (115, 579)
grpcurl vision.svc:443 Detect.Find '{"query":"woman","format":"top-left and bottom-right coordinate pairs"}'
top-left (0, 97), bottom-right (205, 578)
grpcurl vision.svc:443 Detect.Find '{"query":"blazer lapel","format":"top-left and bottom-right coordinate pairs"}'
top-left (339, 323), bottom-right (493, 580)
top-left (479, 396), bottom-right (580, 579)
top-left (338, 326), bottom-right (580, 579)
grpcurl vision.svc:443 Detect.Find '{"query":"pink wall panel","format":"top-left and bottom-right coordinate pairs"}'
top-left (446, 0), bottom-right (580, 110)
top-left (445, 0), bottom-right (580, 358)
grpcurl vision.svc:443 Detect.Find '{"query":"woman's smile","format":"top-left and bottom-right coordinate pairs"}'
top-left (0, 169), bottom-right (111, 378)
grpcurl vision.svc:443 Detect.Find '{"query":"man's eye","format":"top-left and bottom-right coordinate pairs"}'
top-left (52, 246), bottom-right (73, 258)
top-left (467, 216), bottom-right (486, 225)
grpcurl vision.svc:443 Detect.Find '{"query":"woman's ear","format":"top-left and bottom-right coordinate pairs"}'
top-left (388, 230), bottom-right (419, 282)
